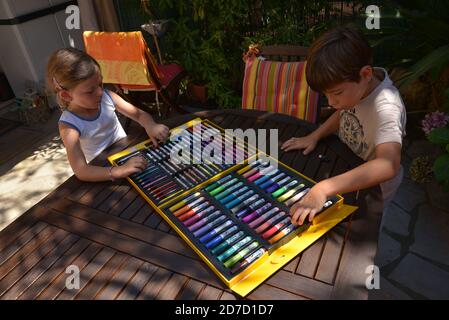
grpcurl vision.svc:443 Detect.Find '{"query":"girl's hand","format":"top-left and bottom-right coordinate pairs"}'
top-left (114, 156), bottom-right (147, 178)
top-left (146, 124), bottom-right (169, 147)
top-left (289, 184), bottom-right (327, 225)
top-left (281, 134), bottom-right (318, 155)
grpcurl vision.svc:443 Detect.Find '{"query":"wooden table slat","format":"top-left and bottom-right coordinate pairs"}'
top-left (115, 262), bottom-right (158, 300)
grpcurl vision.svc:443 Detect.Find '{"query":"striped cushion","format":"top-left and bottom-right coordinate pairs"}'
top-left (242, 57), bottom-right (319, 123)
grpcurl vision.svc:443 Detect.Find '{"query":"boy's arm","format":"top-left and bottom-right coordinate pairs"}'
top-left (108, 90), bottom-right (169, 146)
top-left (59, 124), bottom-right (146, 182)
top-left (290, 141), bottom-right (401, 225)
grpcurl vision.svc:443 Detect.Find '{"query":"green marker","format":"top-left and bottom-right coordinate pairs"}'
top-left (209, 178), bottom-right (238, 196)
top-left (277, 184), bottom-right (305, 203)
top-left (217, 236), bottom-right (252, 262)
top-left (272, 181), bottom-right (301, 198)
top-left (211, 231), bottom-right (245, 255)
top-left (223, 241), bottom-right (259, 269)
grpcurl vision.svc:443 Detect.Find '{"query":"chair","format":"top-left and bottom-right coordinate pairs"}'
top-left (83, 31), bottom-right (187, 119)
top-left (242, 45), bottom-right (333, 124)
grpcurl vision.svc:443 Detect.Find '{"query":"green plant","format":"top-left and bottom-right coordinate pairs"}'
top-left (120, 0), bottom-right (364, 108)
top-left (428, 126), bottom-right (449, 189)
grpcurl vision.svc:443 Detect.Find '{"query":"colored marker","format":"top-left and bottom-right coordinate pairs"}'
top-left (178, 202), bottom-right (210, 222)
top-left (210, 231), bottom-right (245, 255)
top-left (205, 226), bottom-right (239, 249)
top-left (223, 241), bottom-right (259, 269)
top-left (265, 176), bottom-right (291, 193)
top-left (183, 206), bottom-right (216, 227)
top-left (224, 190), bottom-right (255, 209)
top-left (261, 216), bottom-right (291, 239)
top-left (276, 184), bottom-right (306, 203)
top-left (236, 199), bottom-right (266, 219)
top-left (208, 178), bottom-right (238, 196)
top-left (199, 220), bottom-right (234, 243)
top-left (173, 196), bottom-right (206, 216)
top-left (188, 210), bottom-right (221, 232)
top-left (284, 188), bottom-right (310, 207)
top-left (230, 194), bottom-right (260, 214)
top-left (205, 175), bottom-right (233, 192)
top-left (230, 248), bottom-right (266, 274)
top-left (219, 186), bottom-right (250, 205)
top-left (239, 202), bottom-right (272, 222)
top-left (193, 215), bottom-right (227, 238)
top-left (248, 207), bottom-right (280, 229)
top-left (217, 236), bottom-right (253, 262)
top-left (268, 224), bottom-right (297, 244)
top-left (255, 211), bottom-right (287, 234)
top-left (271, 181), bottom-right (301, 198)
top-left (259, 172), bottom-right (286, 190)
top-left (215, 182), bottom-right (244, 200)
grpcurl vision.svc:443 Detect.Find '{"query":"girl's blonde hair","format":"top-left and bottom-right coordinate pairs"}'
top-left (46, 48), bottom-right (101, 110)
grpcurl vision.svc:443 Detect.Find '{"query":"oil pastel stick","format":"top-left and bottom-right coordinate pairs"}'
top-left (261, 216), bottom-right (291, 239)
top-left (210, 231), bottom-right (246, 255)
top-left (276, 184), bottom-right (306, 202)
top-left (188, 210), bottom-right (221, 232)
top-left (199, 220), bottom-right (234, 243)
top-left (178, 202), bottom-right (210, 222)
top-left (219, 186), bottom-right (249, 204)
top-left (230, 248), bottom-right (266, 274)
top-left (254, 211), bottom-right (287, 234)
top-left (223, 241), bottom-right (259, 269)
top-left (271, 181), bottom-right (301, 198)
top-left (230, 194), bottom-right (260, 214)
top-left (264, 176), bottom-right (291, 193)
top-left (268, 224), bottom-right (297, 244)
top-left (193, 215), bottom-right (227, 238)
top-left (224, 190), bottom-right (255, 209)
top-left (215, 182), bottom-right (244, 200)
top-left (205, 226), bottom-right (239, 249)
top-left (284, 188), bottom-right (310, 207)
top-left (173, 196), bottom-right (206, 216)
top-left (236, 198), bottom-right (266, 219)
top-left (247, 207), bottom-right (280, 229)
top-left (183, 206), bottom-right (216, 227)
top-left (204, 175), bottom-right (233, 192)
top-left (217, 236), bottom-right (253, 262)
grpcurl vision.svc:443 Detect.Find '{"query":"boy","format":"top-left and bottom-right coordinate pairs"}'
top-left (281, 26), bottom-right (406, 226)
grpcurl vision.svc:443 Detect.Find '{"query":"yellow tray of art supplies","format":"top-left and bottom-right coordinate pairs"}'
top-left (108, 118), bottom-right (357, 297)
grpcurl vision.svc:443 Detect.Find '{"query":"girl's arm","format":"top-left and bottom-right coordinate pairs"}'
top-left (290, 142), bottom-right (402, 225)
top-left (59, 124), bottom-right (147, 182)
top-left (108, 90), bottom-right (169, 146)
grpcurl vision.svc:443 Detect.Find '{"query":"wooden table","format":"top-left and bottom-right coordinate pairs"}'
top-left (0, 109), bottom-right (383, 300)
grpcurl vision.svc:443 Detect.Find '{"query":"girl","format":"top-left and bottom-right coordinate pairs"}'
top-left (46, 47), bottom-right (169, 182)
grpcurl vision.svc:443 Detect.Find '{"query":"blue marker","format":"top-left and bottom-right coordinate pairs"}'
top-left (225, 190), bottom-right (255, 209)
top-left (199, 220), bottom-right (233, 243)
top-left (205, 226), bottom-right (239, 249)
top-left (193, 215), bottom-right (227, 238)
top-left (219, 186), bottom-right (250, 205)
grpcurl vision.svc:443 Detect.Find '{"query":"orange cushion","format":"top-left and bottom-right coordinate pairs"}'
top-left (242, 57), bottom-right (319, 123)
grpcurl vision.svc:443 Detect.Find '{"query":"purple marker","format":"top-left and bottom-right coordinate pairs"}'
top-left (183, 206), bottom-right (216, 227)
top-left (248, 207), bottom-right (280, 229)
top-left (242, 202), bottom-right (273, 223)
top-left (236, 199), bottom-right (266, 219)
top-left (188, 210), bottom-right (221, 232)
top-left (193, 215), bottom-right (227, 238)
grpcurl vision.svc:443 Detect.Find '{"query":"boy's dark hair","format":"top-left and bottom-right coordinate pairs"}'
top-left (306, 25), bottom-right (373, 93)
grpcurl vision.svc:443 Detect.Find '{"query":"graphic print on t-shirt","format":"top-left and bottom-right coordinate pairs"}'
top-left (339, 109), bottom-right (368, 157)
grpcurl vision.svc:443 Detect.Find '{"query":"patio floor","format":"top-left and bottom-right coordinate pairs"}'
top-left (0, 103), bottom-right (448, 300)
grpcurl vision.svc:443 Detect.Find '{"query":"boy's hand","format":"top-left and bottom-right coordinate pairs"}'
top-left (281, 135), bottom-right (318, 155)
top-left (115, 156), bottom-right (148, 178)
top-left (289, 184), bottom-right (327, 225)
top-left (146, 124), bottom-right (169, 147)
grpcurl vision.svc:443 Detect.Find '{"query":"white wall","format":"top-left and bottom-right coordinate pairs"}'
top-left (0, 0), bottom-right (84, 97)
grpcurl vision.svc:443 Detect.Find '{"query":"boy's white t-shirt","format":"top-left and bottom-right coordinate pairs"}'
top-left (338, 68), bottom-right (406, 202)
top-left (59, 90), bottom-right (127, 162)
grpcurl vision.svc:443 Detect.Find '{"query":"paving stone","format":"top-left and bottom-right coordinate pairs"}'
top-left (390, 253), bottom-right (449, 299)
top-left (382, 202), bottom-right (411, 237)
top-left (375, 231), bottom-right (402, 268)
top-left (392, 178), bottom-right (427, 212)
top-left (427, 180), bottom-right (449, 213)
top-left (410, 204), bottom-right (449, 266)
top-left (368, 276), bottom-right (412, 300)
